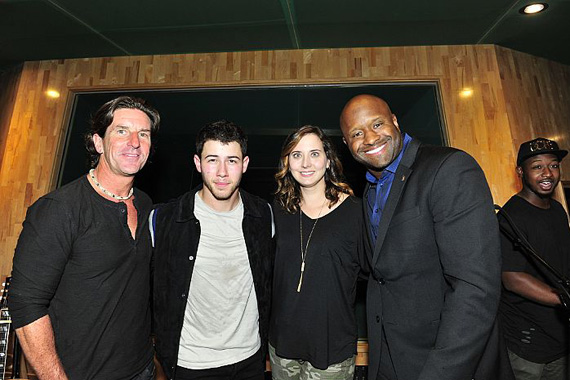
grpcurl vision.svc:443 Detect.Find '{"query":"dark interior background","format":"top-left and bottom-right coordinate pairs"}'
top-left (58, 83), bottom-right (446, 339)
top-left (59, 83), bottom-right (445, 202)
top-left (3, 0), bottom-right (569, 68)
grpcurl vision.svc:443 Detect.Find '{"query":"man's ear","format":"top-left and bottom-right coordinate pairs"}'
top-left (242, 156), bottom-right (250, 173)
top-left (193, 154), bottom-right (202, 173)
top-left (93, 134), bottom-right (104, 154)
top-left (392, 114), bottom-right (400, 130)
top-left (516, 166), bottom-right (523, 178)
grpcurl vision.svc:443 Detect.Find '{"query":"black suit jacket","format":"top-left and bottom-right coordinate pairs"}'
top-left (364, 139), bottom-right (507, 380)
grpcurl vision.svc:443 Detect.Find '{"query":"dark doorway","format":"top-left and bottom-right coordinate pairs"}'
top-left (59, 83), bottom-right (445, 202)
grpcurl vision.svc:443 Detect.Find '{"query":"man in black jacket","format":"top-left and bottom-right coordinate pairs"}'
top-left (151, 120), bottom-right (273, 380)
top-left (339, 94), bottom-right (506, 380)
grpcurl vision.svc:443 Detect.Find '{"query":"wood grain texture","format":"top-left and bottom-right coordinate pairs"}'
top-left (0, 64), bottom-right (23, 172)
top-left (495, 46), bottom-right (570, 208)
top-left (1, 45), bottom-right (568, 274)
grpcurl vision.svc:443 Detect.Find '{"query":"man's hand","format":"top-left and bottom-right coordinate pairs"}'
top-left (557, 288), bottom-right (570, 311)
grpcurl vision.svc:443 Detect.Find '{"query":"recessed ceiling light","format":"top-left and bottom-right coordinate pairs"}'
top-left (520, 3), bottom-right (548, 14)
top-left (46, 90), bottom-right (60, 98)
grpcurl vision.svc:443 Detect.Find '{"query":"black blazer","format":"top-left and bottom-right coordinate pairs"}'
top-left (364, 139), bottom-right (507, 380)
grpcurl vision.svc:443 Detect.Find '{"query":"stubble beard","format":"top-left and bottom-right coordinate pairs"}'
top-left (204, 179), bottom-right (240, 201)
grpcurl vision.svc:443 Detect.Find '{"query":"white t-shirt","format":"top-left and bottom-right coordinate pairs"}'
top-left (177, 193), bottom-right (261, 369)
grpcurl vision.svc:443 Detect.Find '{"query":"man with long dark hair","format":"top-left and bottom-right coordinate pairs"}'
top-left (10, 96), bottom-right (160, 380)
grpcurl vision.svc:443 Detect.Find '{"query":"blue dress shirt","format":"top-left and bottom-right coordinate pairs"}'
top-left (366, 133), bottom-right (412, 244)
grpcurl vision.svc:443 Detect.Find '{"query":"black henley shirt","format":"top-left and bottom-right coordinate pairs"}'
top-left (9, 175), bottom-right (153, 380)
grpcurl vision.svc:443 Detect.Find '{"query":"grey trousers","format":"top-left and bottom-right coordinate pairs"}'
top-left (508, 350), bottom-right (568, 380)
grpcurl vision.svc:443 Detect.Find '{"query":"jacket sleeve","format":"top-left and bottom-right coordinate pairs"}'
top-left (418, 151), bottom-right (502, 380)
top-left (9, 197), bottom-right (74, 329)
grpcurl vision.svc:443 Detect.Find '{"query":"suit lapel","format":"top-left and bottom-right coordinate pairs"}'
top-left (372, 140), bottom-right (420, 267)
top-left (362, 183), bottom-right (375, 265)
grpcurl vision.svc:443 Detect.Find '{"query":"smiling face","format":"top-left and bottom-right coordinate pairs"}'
top-left (288, 133), bottom-right (330, 191)
top-left (93, 108), bottom-right (152, 177)
top-left (194, 140), bottom-right (249, 210)
top-left (340, 95), bottom-right (403, 179)
top-left (518, 153), bottom-right (560, 203)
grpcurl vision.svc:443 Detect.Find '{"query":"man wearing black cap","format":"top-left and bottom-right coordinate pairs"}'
top-left (499, 137), bottom-right (570, 380)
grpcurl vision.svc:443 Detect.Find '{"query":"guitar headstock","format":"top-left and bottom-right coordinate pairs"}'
top-left (0, 276), bottom-right (11, 314)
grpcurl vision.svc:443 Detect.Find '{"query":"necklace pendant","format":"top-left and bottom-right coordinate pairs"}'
top-left (297, 261), bottom-right (306, 293)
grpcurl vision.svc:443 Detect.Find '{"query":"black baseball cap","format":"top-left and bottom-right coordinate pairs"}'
top-left (517, 137), bottom-right (568, 166)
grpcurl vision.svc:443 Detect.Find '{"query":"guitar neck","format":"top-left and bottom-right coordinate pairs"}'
top-left (0, 276), bottom-right (12, 380)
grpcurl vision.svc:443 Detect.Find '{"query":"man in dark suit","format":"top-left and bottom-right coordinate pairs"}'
top-left (339, 94), bottom-right (504, 380)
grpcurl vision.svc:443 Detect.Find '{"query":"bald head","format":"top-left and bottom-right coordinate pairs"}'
top-left (339, 94), bottom-right (402, 178)
top-left (340, 95), bottom-right (393, 132)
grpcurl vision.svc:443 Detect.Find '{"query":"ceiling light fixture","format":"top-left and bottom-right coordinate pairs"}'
top-left (46, 90), bottom-right (60, 98)
top-left (519, 3), bottom-right (548, 14)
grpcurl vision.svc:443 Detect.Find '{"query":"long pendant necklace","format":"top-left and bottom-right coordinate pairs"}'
top-left (89, 169), bottom-right (133, 200)
top-left (297, 200), bottom-right (327, 293)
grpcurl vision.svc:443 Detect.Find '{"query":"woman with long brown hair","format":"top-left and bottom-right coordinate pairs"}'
top-left (269, 125), bottom-right (365, 379)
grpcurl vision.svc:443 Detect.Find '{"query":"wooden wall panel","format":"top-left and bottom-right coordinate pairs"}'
top-left (496, 46), bottom-right (570, 207)
top-left (1, 44), bottom-right (556, 274)
top-left (0, 64), bottom-right (23, 171)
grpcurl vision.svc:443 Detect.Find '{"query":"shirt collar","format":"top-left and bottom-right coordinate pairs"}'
top-left (366, 133), bottom-right (412, 184)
